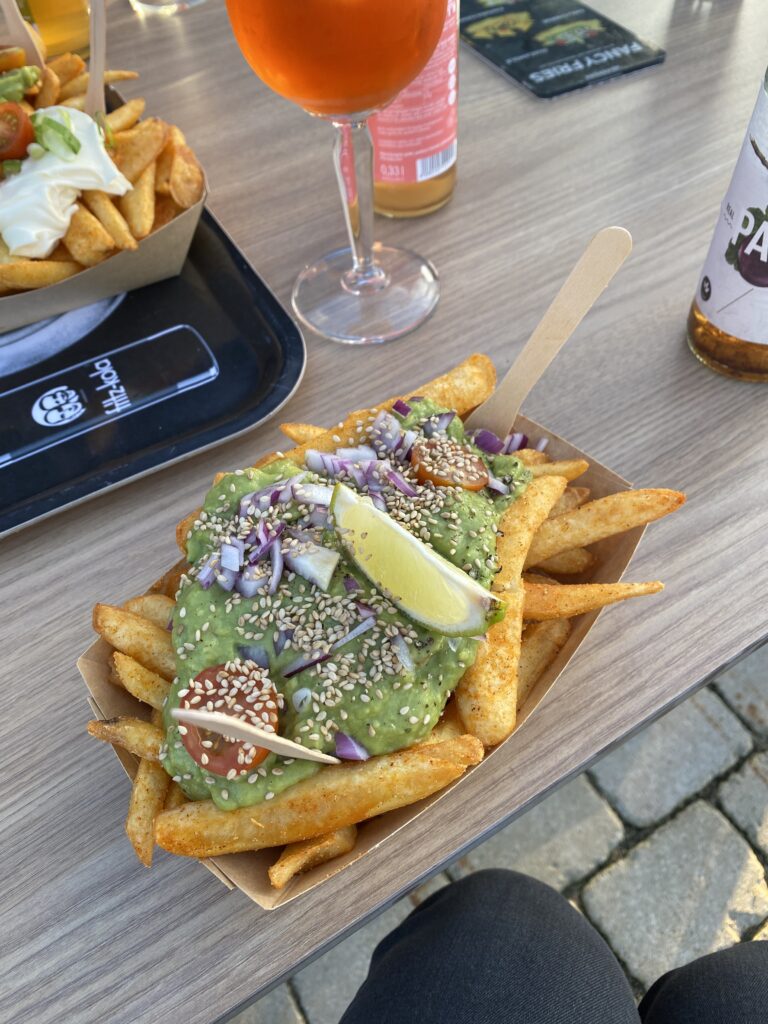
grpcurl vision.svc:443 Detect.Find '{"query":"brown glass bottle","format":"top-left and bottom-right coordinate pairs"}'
top-left (687, 68), bottom-right (768, 380)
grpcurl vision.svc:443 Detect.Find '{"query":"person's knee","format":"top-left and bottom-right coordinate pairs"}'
top-left (436, 868), bottom-right (575, 928)
top-left (641, 943), bottom-right (768, 1023)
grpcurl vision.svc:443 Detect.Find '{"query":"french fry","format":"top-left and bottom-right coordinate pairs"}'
top-left (112, 652), bottom-right (170, 710)
top-left (0, 258), bottom-right (80, 290)
top-left (535, 548), bottom-right (596, 575)
top-left (456, 476), bottom-right (567, 746)
top-left (35, 66), bottom-right (60, 108)
top-left (119, 160), bottom-right (156, 239)
top-left (515, 449), bottom-right (549, 466)
top-left (280, 422), bottom-right (326, 445)
top-left (18, 99), bottom-right (34, 115)
top-left (155, 735), bottom-right (484, 857)
top-left (124, 594), bottom-right (175, 630)
top-left (165, 782), bottom-right (188, 810)
top-left (58, 69), bottom-right (139, 101)
top-left (93, 604), bottom-right (175, 679)
top-left (526, 489), bottom-right (686, 568)
top-left (105, 97), bottom-right (145, 133)
top-left (154, 561), bottom-right (189, 599)
top-left (517, 619), bottom-right (572, 712)
top-left (114, 117), bottom-right (168, 184)
top-left (0, 46), bottom-right (26, 72)
top-left (523, 579), bottom-right (664, 621)
top-left (82, 190), bottom-right (138, 251)
top-left (87, 717), bottom-right (164, 760)
top-left (169, 144), bottom-right (204, 209)
top-left (151, 194), bottom-right (180, 232)
top-left (125, 709), bottom-right (169, 867)
top-left (155, 124), bottom-right (185, 195)
top-left (46, 52), bottom-right (85, 86)
top-left (268, 825), bottom-right (358, 890)
top-left (60, 94), bottom-right (86, 111)
top-left (530, 459), bottom-right (589, 482)
top-left (416, 698), bottom-right (465, 746)
top-left (63, 204), bottom-right (116, 266)
top-left (549, 486), bottom-right (590, 518)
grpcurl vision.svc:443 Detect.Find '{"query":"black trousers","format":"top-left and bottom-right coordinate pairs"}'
top-left (340, 870), bottom-right (768, 1024)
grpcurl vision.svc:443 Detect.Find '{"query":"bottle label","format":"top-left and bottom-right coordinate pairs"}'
top-left (369, 0), bottom-right (459, 186)
top-left (696, 78), bottom-right (768, 345)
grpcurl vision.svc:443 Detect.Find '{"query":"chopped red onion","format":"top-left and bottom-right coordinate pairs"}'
top-left (356, 601), bottom-right (376, 618)
top-left (275, 627), bottom-right (294, 655)
top-left (292, 686), bottom-right (312, 712)
top-left (166, 616), bottom-right (173, 632)
top-left (370, 410), bottom-right (402, 451)
top-left (386, 468), bottom-right (419, 498)
top-left (307, 506), bottom-right (329, 528)
top-left (335, 731), bottom-right (369, 761)
top-left (336, 445), bottom-right (377, 462)
top-left (332, 616), bottom-right (375, 650)
top-left (239, 475), bottom-right (304, 518)
top-left (502, 432), bottom-right (527, 453)
top-left (392, 399), bottom-right (411, 417)
top-left (197, 552), bottom-right (219, 590)
top-left (283, 650), bottom-right (330, 678)
top-left (236, 562), bottom-right (271, 597)
top-left (371, 493), bottom-right (387, 512)
top-left (471, 429), bottom-right (504, 455)
top-left (486, 474), bottom-right (510, 495)
top-left (216, 567), bottom-right (238, 592)
top-left (268, 542), bottom-right (283, 595)
top-left (293, 482), bottom-right (334, 506)
top-left (534, 437), bottom-right (550, 452)
top-left (392, 634), bottom-right (414, 673)
top-left (344, 575), bottom-right (361, 593)
top-left (247, 520), bottom-right (285, 563)
top-left (424, 411), bottom-right (455, 437)
top-left (220, 539), bottom-right (245, 572)
top-left (237, 644), bottom-right (270, 669)
top-left (396, 429), bottom-right (418, 461)
top-left (284, 540), bottom-right (340, 591)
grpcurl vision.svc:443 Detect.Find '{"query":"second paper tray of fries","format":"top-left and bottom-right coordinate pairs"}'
top-left (0, 44), bottom-right (206, 332)
top-left (79, 354), bottom-right (684, 909)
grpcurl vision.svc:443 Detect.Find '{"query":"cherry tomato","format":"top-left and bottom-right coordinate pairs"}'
top-left (180, 662), bottom-right (280, 777)
top-left (0, 102), bottom-right (34, 161)
top-left (410, 437), bottom-right (490, 491)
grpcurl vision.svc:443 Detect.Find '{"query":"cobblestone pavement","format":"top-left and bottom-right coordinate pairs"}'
top-left (232, 646), bottom-right (768, 1022)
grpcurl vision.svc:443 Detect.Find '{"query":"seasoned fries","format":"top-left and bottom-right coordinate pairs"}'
top-left (0, 52), bottom-right (205, 299)
top-left (85, 355), bottom-right (685, 891)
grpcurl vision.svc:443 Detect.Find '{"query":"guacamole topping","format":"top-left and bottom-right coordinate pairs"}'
top-left (161, 399), bottom-right (531, 809)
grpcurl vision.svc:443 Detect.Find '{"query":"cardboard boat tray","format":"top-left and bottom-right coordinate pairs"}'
top-left (78, 412), bottom-right (643, 909)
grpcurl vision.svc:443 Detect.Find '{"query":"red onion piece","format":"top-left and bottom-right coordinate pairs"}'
top-left (197, 552), bottom-right (219, 590)
top-left (392, 634), bottom-right (414, 673)
top-left (409, 395), bottom-right (424, 402)
top-left (237, 644), bottom-right (270, 669)
top-left (216, 567), bottom-right (238, 592)
top-left (386, 468), bottom-right (419, 498)
top-left (220, 539), bottom-right (245, 572)
top-left (356, 601), bottom-right (375, 618)
top-left (268, 542), bottom-right (283, 595)
top-left (332, 616), bottom-right (375, 650)
top-left (502, 432), bottom-right (527, 453)
top-left (486, 474), bottom-right (510, 495)
top-left (292, 686), bottom-right (312, 712)
top-left (283, 650), bottom-right (331, 679)
top-left (335, 731), bottom-right (369, 761)
top-left (370, 410), bottom-right (402, 451)
top-left (293, 481), bottom-right (334, 506)
top-left (471, 429), bottom-right (504, 455)
top-left (236, 562), bottom-right (271, 597)
top-left (275, 627), bottom-right (294, 655)
top-left (423, 411), bottom-right (455, 437)
top-left (392, 399), bottom-right (411, 418)
top-left (344, 575), bottom-right (361, 593)
top-left (336, 445), bottom-right (377, 462)
top-left (371, 493), bottom-right (387, 512)
top-left (534, 437), bottom-right (549, 452)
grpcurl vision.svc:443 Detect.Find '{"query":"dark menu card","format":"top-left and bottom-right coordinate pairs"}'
top-left (459, 1), bottom-right (665, 98)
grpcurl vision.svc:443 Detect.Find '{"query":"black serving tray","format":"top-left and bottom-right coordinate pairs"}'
top-left (0, 211), bottom-right (306, 537)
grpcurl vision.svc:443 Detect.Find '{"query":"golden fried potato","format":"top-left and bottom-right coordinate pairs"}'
top-left (119, 160), bottom-right (155, 239)
top-left (46, 52), bottom-right (86, 86)
top-left (87, 716), bottom-right (164, 760)
top-left (93, 604), bottom-right (175, 679)
top-left (515, 449), bottom-right (549, 466)
top-left (526, 489), bottom-right (686, 568)
top-left (0, 258), bottom-right (80, 290)
top-left (60, 94), bottom-right (86, 110)
top-left (523, 579), bottom-right (663, 621)
top-left (123, 593), bottom-right (175, 630)
top-left (530, 459), bottom-right (589, 482)
top-left (114, 118), bottom-right (168, 184)
top-left (35, 66), bottom-right (60, 108)
top-left (125, 710), bottom-right (169, 867)
top-left (169, 144), bottom-right (205, 209)
top-left (0, 47), bottom-right (26, 73)
top-left (63, 204), bottom-right (116, 266)
top-left (155, 124), bottom-right (185, 195)
top-left (58, 69), bottom-right (139, 101)
top-left (535, 548), bottom-right (596, 575)
top-left (151, 194), bottom-right (181, 232)
top-left (111, 652), bottom-right (170, 710)
top-left (549, 486), bottom-right (590, 518)
top-left (164, 782), bottom-right (188, 811)
top-left (517, 619), bottom-right (572, 712)
top-left (155, 735), bottom-right (484, 858)
top-left (280, 422), bottom-right (327, 445)
top-left (269, 825), bottom-right (358, 890)
top-left (82, 190), bottom-right (138, 251)
top-left (105, 98), bottom-right (146, 133)
top-left (491, 476), bottom-right (569, 593)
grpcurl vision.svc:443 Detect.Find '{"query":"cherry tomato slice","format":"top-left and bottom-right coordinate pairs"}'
top-left (410, 437), bottom-right (490, 491)
top-left (179, 662), bottom-right (280, 777)
top-left (0, 102), bottom-right (34, 161)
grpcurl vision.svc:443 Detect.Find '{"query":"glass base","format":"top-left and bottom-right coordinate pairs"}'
top-left (291, 243), bottom-right (439, 345)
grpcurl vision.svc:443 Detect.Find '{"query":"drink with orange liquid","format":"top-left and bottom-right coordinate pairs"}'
top-left (225, 0), bottom-right (447, 345)
top-left (23, 0), bottom-right (89, 58)
top-left (225, 0), bottom-right (445, 117)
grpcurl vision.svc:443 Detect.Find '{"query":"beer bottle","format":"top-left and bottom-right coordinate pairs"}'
top-left (688, 68), bottom-right (768, 379)
top-left (371, 0), bottom-right (459, 218)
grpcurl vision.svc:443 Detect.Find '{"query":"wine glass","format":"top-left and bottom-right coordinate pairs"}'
top-left (225, 0), bottom-right (447, 345)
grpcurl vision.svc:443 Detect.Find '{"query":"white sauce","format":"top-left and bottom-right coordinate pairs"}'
top-left (0, 106), bottom-right (131, 258)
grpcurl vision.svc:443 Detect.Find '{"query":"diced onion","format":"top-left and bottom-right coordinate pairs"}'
top-left (237, 644), bottom-right (270, 669)
top-left (292, 687), bottom-right (312, 712)
top-left (471, 429), bottom-right (504, 455)
top-left (335, 731), bottom-right (369, 761)
top-left (534, 437), bottom-right (550, 452)
top-left (268, 542), bottom-right (284, 595)
top-left (331, 616), bottom-right (375, 650)
top-left (392, 399), bottom-right (411, 418)
top-left (392, 634), bottom-right (414, 673)
top-left (502, 432), bottom-right (527, 453)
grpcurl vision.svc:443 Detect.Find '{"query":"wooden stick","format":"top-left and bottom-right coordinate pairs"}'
top-left (84, 0), bottom-right (106, 117)
top-left (465, 227), bottom-right (633, 436)
top-left (170, 707), bottom-right (341, 765)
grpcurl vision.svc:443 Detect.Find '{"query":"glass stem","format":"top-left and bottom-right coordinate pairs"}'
top-left (333, 119), bottom-right (388, 294)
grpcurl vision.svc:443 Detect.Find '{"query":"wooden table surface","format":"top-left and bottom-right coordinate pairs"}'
top-left (4, 1), bottom-right (768, 1021)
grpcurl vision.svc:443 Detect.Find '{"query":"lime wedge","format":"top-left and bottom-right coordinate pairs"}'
top-left (330, 483), bottom-right (503, 636)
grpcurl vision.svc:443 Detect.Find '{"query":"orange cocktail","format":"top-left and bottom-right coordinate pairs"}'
top-left (226, 0), bottom-right (446, 117)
